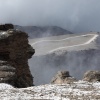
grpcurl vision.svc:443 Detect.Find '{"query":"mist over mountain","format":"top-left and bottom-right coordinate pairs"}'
top-left (28, 32), bottom-right (100, 85)
top-left (0, 0), bottom-right (100, 33)
top-left (0, 1), bottom-right (100, 99)
top-left (14, 25), bottom-right (73, 38)
top-left (29, 49), bottom-right (100, 85)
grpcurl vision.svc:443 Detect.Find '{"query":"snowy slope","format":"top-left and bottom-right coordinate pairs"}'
top-left (0, 81), bottom-right (100, 100)
top-left (29, 32), bottom-right (99, 56)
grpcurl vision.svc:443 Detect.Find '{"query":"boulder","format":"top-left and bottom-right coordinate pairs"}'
top-left (51, 71), bottom-right (77, 84)
top-left (0, 24), bottom-right (14, 31)
top-left (0, 24), bottom-right (35, 88)
top-left (83, 70), bottom-right (100, 82)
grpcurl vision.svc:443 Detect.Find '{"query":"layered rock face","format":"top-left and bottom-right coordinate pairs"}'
top-left (0, 24), bottom-right (35, 88)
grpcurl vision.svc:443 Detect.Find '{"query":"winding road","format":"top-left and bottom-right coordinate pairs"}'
top-left (30, 33), bottom-right (98, 56)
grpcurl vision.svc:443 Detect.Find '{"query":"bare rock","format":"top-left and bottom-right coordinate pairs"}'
top-left (51, 71), bottom-right (77, 84)
top-left (83, 70), bottom-right (100, 82)
top-left (0, 60), bottom-right (16, 86)
top-left (0, 24), bottom-right (14, 31)
top-left (0, 24), bottom-right (35, 88)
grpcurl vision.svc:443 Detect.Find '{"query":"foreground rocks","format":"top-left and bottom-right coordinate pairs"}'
top-left (51, 70), bottom-right (100, 84)
top-left (83, 70), bottom-right (100, 82)
top-left (0, 81), bottom-right (100, 100)
top-left (51, 71), bottom-right (77, 84)
top-left (0, 70), bottom-right (99, 99)
top-left (0, 24), bottom-right (35, 88)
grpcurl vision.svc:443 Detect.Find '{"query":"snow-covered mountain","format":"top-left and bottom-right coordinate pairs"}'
top-left (14, 25), bottom-right (73, 38)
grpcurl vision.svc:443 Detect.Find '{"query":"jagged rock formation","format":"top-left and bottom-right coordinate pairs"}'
top-left (51, 71), bottom-right (77, 84)
top-left (83, 70), bottom-right (100, 82)
top-left (0, 24), bottom-right (35, 88)
top-left (0, 24), bottom-right (14, 31)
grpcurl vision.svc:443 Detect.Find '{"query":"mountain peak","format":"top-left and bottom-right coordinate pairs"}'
top-left (14, 25), bottom-right (73, 38)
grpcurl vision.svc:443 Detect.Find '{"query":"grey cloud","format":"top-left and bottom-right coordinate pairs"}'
top-left (0, 0), bottom-right (100, 33)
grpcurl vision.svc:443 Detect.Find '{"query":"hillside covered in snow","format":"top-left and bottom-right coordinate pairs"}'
top-left (0, 81), bottom-right (100, 100)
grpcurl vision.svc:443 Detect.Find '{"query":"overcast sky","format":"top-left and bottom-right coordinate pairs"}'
top-left (0, 0), bottom-right (100, 33)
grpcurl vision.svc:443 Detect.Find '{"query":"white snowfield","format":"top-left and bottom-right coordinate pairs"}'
top-left (0, 81), bottom-right (100, 100)
top-left (29, 32), bottom-right (99, 56)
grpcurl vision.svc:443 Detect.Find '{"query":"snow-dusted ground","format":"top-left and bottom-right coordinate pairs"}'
top-left (0, 83), bottom-right (13, 90)
top-left (0, 81), bottom-right (100, 100)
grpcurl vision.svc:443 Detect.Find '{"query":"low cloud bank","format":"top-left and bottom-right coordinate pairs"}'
top-left (0, 0), bottom-right (100, 33)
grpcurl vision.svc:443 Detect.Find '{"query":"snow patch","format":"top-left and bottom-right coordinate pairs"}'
top-left (0, 83), bottom-right (13, 90)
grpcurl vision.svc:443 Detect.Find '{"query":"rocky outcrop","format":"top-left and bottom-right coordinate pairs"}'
top-left (0, 24), bottom-right (14, 31)
top-left (51, 71), bottom-right (77, 84)
top-left (0, 24), bottom-right (35, 88)
top-left (83, 70), bottom-right (100, 82)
